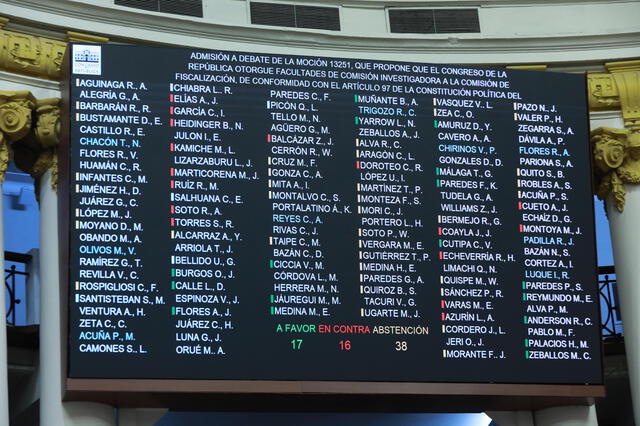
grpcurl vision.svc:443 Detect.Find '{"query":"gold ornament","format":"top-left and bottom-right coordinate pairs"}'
top-left (592, 127), bottom-right (640, 211)
top-left (0, 91), bottom-right (36, 182)
top-left (0, 91), bottom-right (36, 141)
top-left (34, 98), bottom-right (60, 149)
top-left (5, 93), bottom-right (61, 193)
top-left (31, 148), bottom-right (55, 179)
top-left (0, 18), bottom-right (107, 81)
top-left (0, 24), bottom-right (67, 80)
top-left (51, 148), bottom-right (58, 191)
top-left (588, 61), bottom-right (640, 131)
top-left (0, 133), bottom-right (8, 183)
top-left (593, 134), bottom-right (625, 172)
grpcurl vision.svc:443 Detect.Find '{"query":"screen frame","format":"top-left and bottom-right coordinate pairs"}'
top-left (58, 45), bottom-right (606, 409)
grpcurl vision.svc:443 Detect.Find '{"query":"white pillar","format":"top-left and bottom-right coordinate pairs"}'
top-left (607, 183), bottom-right (640, 425)
top-left (39, 170), bottom-right (116, 426)
top-left (0, 189), bottom-right (10, 426)
top-left (40, 169), bottom-right (66, 426)
top-left (534, 405), bottom-right (598, 426)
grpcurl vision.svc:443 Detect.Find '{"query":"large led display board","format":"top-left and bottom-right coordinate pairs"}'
top-left (62, 44), bottom-right (603, 398)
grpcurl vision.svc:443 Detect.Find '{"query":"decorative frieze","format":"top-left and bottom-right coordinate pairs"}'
top-left (588, 61), bottom-right (640, 130)
top-left (0, 17), bottom-right (107, 81)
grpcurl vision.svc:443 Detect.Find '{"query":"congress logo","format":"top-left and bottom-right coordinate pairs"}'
top-left (72, 44), bottom-right (102, 75)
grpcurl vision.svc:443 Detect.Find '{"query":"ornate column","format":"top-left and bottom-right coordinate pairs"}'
top-left (6, 62), bottom-right (66, 426)
top-left (13, 98), bottom-right (115, 426)
top-left (0, 90), bottom-right (35, 426)
top-left (15, 98), bottom-right (65, 426)
top-left (590, 61), bottom-right (640, 425)
top-left (2, 20), bottom-right (115, 424)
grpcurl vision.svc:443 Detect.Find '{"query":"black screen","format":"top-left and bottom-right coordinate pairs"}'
top-left (67, 44), bottom-right (602, 385)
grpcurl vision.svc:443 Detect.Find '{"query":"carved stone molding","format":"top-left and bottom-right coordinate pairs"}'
top-left (0, 17), bottom-right (108, 81)
top-left (66, 31), bottom-right (109, 44)
top-left (506, 65), bottom-right (547, 71)
top-left (587, 73), bottom-right (620, 110)
top-left (0, 20), bottom-right (66, 81)
top-left (610, 72), bottom-right (640, 131)
top-left (592, 127), bottom-right (640, 212)
top-left (588, 60), bottom-right (640, 130)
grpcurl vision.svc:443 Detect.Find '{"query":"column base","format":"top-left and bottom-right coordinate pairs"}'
top-left (534, 405), bottom-right (598, 426)
top-left (487, 405), bottom-right (597, 426)
top-left (63, 402), bottom-right (115, 426)
top-left (119, 408), bottom-right (168, 426)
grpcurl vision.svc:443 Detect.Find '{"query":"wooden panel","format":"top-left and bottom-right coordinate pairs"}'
top-left (65, 378), bottom-right (603, 411)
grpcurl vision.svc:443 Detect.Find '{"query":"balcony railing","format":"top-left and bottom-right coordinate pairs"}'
top-left (5, 251), bottom-right (31, 326)
top-left (0, 254), bottom-right (627, 338)
top-left (598, 265), bottom-right (623, 338)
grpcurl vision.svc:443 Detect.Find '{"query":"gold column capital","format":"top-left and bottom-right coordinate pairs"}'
top-left (0, 91), bottom-right (36, 182)
top-left (33, 98), bottom-right (60, 190)
top-left (12, 97), bottom-right (61, 191)
top-left (0, 91), bottom-right (36, 140)
top-left (34, 98), bottom-right (61, 149)
top-left (592, 126), bottom-right (640, 211)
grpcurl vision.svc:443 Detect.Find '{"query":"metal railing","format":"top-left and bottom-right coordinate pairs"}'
top-left (5, 251), bottom-right (31, 326)
top-left (0, 255), bottom-right (627, 337)
top-left (599, 265), bottom-right (623, 338)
